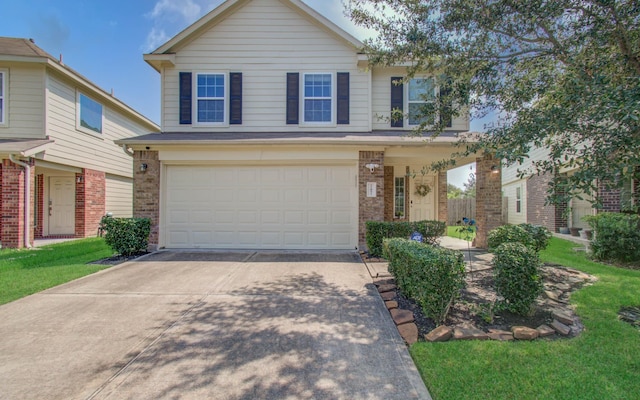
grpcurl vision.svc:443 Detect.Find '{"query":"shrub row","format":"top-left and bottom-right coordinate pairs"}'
top-left (383, 238), bottom-right (465, 325)
top-left (487, 223), bottom-right (551, 253)
top-left (99, 216), bottom-right (151, 256)
top-left (585, 212), bottom-right (640, 264)
top-left (366, 220), bottom-right (446, 258)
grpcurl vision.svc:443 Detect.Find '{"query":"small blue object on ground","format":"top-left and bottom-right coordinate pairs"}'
top-left (410, 232), bottom-right (424, 242)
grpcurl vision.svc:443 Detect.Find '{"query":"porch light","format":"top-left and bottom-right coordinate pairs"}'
top-left (140, 163), bottom-right (148, 172)
top-left (491, 165), bottom-right (500, 174)
top-left (365, 163), bottom-right (379, 173)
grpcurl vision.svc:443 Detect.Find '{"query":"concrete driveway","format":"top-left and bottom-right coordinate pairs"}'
top-left (0, 251), bottom-right (430, 400)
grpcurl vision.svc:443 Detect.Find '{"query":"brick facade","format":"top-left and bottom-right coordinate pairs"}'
top-left (526, 173), bottom-right (557, 231)
top-left (475, 155), bottom-right (502, 248)
top-left (359, 151), bottom-right (385, 249)
top-left (35, 174), bottom-right (44, 238)
top-left (75, 169), bottom-right (106, 237)
top-left (133, 151), bottom-right (160, 250)
top-left (437, 170), bottom-right (447, 222)
top-left (1, 158), bottom-right (35, 248)
top-left (384, 166), bottom-right (394, 221)
top-left (597, 180), bottom-right (622, 213)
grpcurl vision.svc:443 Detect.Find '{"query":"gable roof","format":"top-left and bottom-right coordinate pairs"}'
top-left (144, 0), bottom-right (365, 71)
top-left (0, 37), bottom-right (159, 132)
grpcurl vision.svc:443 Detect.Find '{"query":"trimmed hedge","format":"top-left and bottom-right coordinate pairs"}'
top-left (383, 238), bottom-right (465, 324)
top-left (366, 220), bottom-right (446, 257)
top-left (99, 216), bottom-right (151, 256)
top-left (585, 212), bottom-right (640, 264)
top-left (487, 224), bottom-right (551, 253)
top-left (493, 242), bottom-right (543, 316)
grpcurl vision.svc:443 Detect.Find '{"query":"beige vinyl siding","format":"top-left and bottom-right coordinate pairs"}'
top-left (503, 180), bottom-right (527, 225)
top-left (371, 67), bottom-right (469, 132)
top-left (44, 71), bottom-right (146, 178)
top-left (162, 0), bottom-right (369, 132)
top-left (0, 63), bottom-right (46, 138)
top-left (106, 174), bottom-right (133, 217)
top-left (502, 145), bottom-right (550, 185)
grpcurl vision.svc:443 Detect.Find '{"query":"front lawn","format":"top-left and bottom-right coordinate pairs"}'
top-left (411, 237), bottom-right (640, 399)
top-left (0, 238), bottom-right (114, 305)
top-left (447, 225), bottom-right (476, 241)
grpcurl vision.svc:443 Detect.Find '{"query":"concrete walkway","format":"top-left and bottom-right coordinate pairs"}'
top-left (0, 251), bottom-right (431, 400)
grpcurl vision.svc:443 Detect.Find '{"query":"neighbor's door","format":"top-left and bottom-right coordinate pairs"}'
top-left (49, 176), bottom-right (75, 235)
top-left (410, 175), bottom-right (435, 221)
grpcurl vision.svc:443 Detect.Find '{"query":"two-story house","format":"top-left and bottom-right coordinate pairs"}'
top-left (0, 37), bottom-right (159, 248)
top-left (118, 0), bottom-right (502, 251)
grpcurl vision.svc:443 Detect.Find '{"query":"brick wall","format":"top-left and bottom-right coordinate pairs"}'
top-left (1, 158), bottom-right (35, 248)
top-left (75, 169), bottom-right (106, 237)
top-left (597, 180), bottom-right (622, 213)
top-left (475, 155), bottom-right (502, 248)
top-left (526, 173), bottom-right (558, 231)
top-left (35, 174), bottom-right (44, 238)
top-left (133, 151), bottom-right (160, 250)
top-left (384, 166), bottom-right (394, 221)
top-left (359, 151), bottom-right (385, 249)
top-left (437, 170), bottom-right (447, 222)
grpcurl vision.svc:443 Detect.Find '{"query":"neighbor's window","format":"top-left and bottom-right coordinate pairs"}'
top-left (303, 73), bottom-right (332, 123)
top-left (516, 186), bottom-right (522, 213)
top-left (0, 70), bottom-right (5, 124)
top-left (196, 73), bottom-right (226, 123)
top-left (407, 77), bottom-right (435, 125)
top-left (394, 177), bottom-right (405, 218)
top-left (78, 93), bottom-right (103, 134)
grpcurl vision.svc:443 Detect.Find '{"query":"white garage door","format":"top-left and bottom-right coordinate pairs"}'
top-left (164, 165), bottom-right (358, 249)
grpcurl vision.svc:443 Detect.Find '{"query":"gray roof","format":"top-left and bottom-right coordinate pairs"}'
top-left (0, 37), bottom-right (55, 59)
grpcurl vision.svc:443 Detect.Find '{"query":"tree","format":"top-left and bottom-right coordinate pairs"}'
top-left (462, 173), bottom-right (476, 198)
top-left (348, 0), bottom-right (640, 208)
top-left (447, 183), bottom-right (464, 199)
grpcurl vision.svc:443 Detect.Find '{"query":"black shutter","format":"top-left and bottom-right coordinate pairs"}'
top-left (286, 72), bottom-right (299, 124)
top-left (229, 72), bottom-right (242, 125)
top-left (179, 72), bottom-right (192, 125)
top-left (336, 72), bottom-right (350, 125)
top-left (390, 77), bottom-right (403, 128)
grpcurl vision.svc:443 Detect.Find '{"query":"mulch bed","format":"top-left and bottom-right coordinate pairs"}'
top-left (89, 251), bottom-right (149, 266)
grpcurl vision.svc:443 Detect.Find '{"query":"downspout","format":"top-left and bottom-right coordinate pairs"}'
top-left (9, 154), bottom-right (32, 249)
top-left (121, 144), bottom-right (134, 157)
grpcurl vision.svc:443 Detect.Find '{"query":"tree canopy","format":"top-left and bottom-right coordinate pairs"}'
top-left (348, 0), bottom-right (640, 209)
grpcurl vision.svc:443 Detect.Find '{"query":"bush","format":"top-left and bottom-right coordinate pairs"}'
top-left (518, 223), bottom-right (552, 252)
top-left (99, 216), bottom-right (151, 256)
top-left (366, 220), bottom-right (446, 257)
top-left (487, 224), bottom-right (535, 252)
top-left (383, 238), bottom-right (465, 324)
top-left (492, 242), bottom-right (543, 316)
top-left (585, 212), bottom-right (640, 264)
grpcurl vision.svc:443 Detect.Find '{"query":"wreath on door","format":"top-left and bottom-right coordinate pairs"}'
top-left (415, 183), bottom-right (431, 197)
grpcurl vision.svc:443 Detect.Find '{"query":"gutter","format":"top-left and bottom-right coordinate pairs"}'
top-left (9, 154), bottom-right (32, 249)
top-left (121, 144), bottom-right (134, 157)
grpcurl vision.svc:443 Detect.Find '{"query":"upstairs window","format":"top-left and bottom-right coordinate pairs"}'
top-left (407, 77), bottom-right (436, 126)
top-left (196, 73), bottom-right (226, 124)
top-left (0, 70), bottom-right (6, 124)
top-left (303, 73), bottom-right (332, 123)
top-left (77, 93), bottom-right (103, 134)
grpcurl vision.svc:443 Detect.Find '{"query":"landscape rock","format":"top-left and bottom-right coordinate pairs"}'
top-left (553, 310), bottom-right (574, 325)
top-left (551, 319), bottom-right (571, 335)
top-left (536, 324), bottom-right (556, 337)
top-left (453, 324), bottom-right (489, 341)
top-left (380, 291), bottom-right (396, 301)
top-left (487, 329), bottom-right (514, 341)
top-left (512, 326), bottom-right (540, 340)
top-left (377, 284), bottom-right (396, 293)
top-left (385, 301), bottom-right (398, 310)
top-left (544, 290), bottom-right (561, 302)
top-left (398, 323), bottom-right (419, 345)
top-left (425, 326), bottom-right (453, 342)
top-left (390, 309), bottom-right (415, 325)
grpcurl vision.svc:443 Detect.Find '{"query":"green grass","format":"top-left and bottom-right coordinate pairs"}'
top-left (0, 238), bottom-right (114, 305)
top-left (411, 237), bottom-right (640, 399)
top-left (447, 225), bottom-right (476, 241)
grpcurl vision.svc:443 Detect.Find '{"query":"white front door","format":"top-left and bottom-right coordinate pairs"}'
top-left (49, 176), bottom-right (75, 235)
top-left (410, 175), bottom-right (435, 221)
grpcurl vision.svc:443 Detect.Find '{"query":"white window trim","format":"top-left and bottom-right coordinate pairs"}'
top-left (405, 76), bottom-right (437, 127)
top-left (300, 72), bottom-right (336, 126)
top-left (394, 175), bottom-right (406, 218)
top-left (0, 69), bottom-right (7, 126)
top-left (76, 91), bottom-right (104, 136)
top-left (193, 72), bottom-right (229, 126)
top-left (515, 186), bottom-right (522, 214)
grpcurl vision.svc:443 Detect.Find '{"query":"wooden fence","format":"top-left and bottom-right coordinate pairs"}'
top-left (447, 197), bottom-right (509, 226)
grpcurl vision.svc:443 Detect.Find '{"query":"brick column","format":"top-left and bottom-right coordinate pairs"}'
top-left (437, 170), bottom-right (448, 222)
top-left (1, 158), bottom-right (35, 248)
top-left (384, 166), bottom-right (394, 221)
top-left (597, 180), bottom-right (622, 213)
top-left (134, 151), bottom-right (160, 250)
top-left (475, 154), bottom-right (502, 248)
top-left (359, 151), bottom-right (385, 250)
top-left (75, 169), bottom-right (106, 237)
top-left (35, 174), bottom-right (44, 238)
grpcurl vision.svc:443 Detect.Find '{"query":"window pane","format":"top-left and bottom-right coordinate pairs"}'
top-left (394, 177), bottom-right (405, 216)
top-left (408, 103), bottom-right (428, 125)
top-left (0, 99), bottom-right (3, 123)
top-left (409, 78), bottom-right (434, 101)
top-left (197, 74), bottom-right (224, 99)
top-left (79, 94), bottom-right (102, 133)
top-left (197, 99), bottom-right (224, 122)
top-left (304, 74), bottom-right (331, 98)
top-left (304, 99), bottom-right (331, 122)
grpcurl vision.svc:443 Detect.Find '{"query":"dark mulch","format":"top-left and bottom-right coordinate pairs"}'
top-left (89, 251), bottom-right (149, 266)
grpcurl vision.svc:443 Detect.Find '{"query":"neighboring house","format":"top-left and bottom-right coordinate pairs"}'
top-left (502, 145), bottom-right (639, 232)
top-left (0, 37), bottom-right (159, 248)
top-left (118, 0), bottom-right (503, 251)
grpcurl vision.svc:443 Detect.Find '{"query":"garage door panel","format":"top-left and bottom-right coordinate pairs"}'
top-left (165, 165), bottom-right (357, 249)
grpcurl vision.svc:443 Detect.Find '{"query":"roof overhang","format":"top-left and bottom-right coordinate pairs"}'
top-left (0, 138), bottom-right (54, 158)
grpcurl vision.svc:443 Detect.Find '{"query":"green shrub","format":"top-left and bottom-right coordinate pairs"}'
top-left (383, 238), bottom-right (465, 324)
top-left (493, 242), bottom-right (543, 316)
top-left (518, 223), bottom-right (552, 252)
top-left (366, 220), bottom-right (446, 257)
top-left (487, 224), bottom-right (534, 252)
top-left (585, 212), bottom-right (640, 264)
top-left (99, 216), bottom-right (151, 256)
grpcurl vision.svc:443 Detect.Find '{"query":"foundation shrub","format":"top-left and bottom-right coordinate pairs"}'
top-left (99, 216), bottom-right (151, 256)
top-left (493, 242), bottom-right (543, 316)
top-left (585, 212), bottom-right (640, 264)
top-left (366, 220), bottom-right (446, 257)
